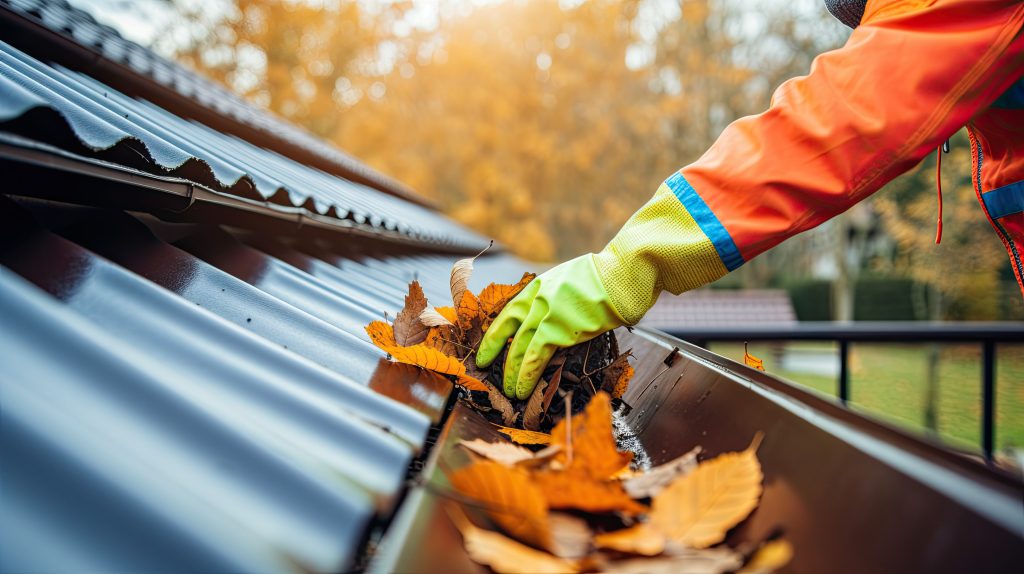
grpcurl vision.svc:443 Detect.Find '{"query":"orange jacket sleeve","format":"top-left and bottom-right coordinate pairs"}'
top-left (675, 0), bottom-right (1024, 266)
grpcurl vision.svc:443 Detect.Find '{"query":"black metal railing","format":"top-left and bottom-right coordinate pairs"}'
top-left (665, 322), bottom-right (1024, 461)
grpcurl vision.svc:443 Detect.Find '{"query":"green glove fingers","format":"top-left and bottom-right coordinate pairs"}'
top-left (476, 254), bottom-right (626, 400)
top-left (475, 279), bottom-right (539, 368)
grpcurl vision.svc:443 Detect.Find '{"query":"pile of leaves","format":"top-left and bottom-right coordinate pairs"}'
top-left (364, 251), bottom-right (635, 431)
top-left (446, 393), bottom-right (790, 573)
top-left (365, 256), bottom-right (790, 572)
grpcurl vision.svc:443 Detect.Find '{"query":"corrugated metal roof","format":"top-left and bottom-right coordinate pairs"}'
top-left (0, 196), bottom-right (531, 572)
top-left (0, 1), bottom-right (537, 571)
top-left (0, 0), bottom-right (425, 204)
top-left (0, 38), bottom-right (490, 251)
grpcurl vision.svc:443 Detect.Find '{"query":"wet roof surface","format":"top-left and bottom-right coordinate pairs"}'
top-left (0, 196), bottom-right (529, 572)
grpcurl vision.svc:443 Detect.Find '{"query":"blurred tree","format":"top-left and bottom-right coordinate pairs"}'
top-left (874, 131), bottom-right (1008, 321)
top-left (168, 0), bottom-right (845, 262)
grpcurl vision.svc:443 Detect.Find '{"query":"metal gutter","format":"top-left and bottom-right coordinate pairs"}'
top-left (0, 132), bottom-right (486, 255)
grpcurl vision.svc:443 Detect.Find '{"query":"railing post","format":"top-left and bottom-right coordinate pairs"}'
top-left (838, 340), bottom-right (849, 404)
top-left (982, 340), bottom-right (995, 461)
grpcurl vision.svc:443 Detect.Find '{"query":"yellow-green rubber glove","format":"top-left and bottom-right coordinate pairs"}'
top-left (475, 254), bottom-right (626, 399)
top-left (477, 179), bottom-right (733, 399)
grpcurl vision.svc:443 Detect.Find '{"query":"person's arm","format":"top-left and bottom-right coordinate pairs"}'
top-left (479, 0), bottom-right (1024, 399)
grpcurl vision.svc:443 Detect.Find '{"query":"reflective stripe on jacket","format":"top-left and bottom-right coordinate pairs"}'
top-left (671, 0), bottom-right (1024, 296)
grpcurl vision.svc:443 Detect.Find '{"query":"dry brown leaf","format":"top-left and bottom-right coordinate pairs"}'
top-left (541, 365), bottom-right (563, 413)
top-left (449, 461), bottom-right (551, 549)
top-left (550, 392), bottom-right (632, 480)
top-left (547, 512), bottom-right (592, 559)
top-left (450, 256), bottom-right (475, 309)
top-left (599, 546), bottom-right (743, 574)
top-left (621, 446), bottom-right (702, 499)
top-left (603, 351), bottom-right (635, 399)
top-left (650, 437), bottom-right (763, 549)
top-left (481, 377), bottom-right (517, 426)
top-left (593, 523), bottom-right (665, 556)
top-left (394, 281), bottom-right (430, 346)
top-left (495, 426), bottom-right (552, 445)
top-left (419, 306), bottom-right (454, 327)
top-left (459, 439), bottom-right (536, 466)
top-left (534, 471), bottom-right (648, 515)
top-left (479, 272), bottom-right (536, 329)
top-left (739, 539), bottom-right (793, 574)
top-left (523, 379), bottom-right (549, 431)
top-left (456, 374), bottom-right (489, 392)
top-left (445, 506), bottom-right (579, 574)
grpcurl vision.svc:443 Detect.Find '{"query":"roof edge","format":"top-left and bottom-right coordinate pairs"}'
top-left (0, 3), bottom-right (437, 210)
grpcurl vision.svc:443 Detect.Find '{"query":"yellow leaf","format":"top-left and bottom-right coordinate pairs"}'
top-left (445, 505), bottom-right (579, 574)
top-left (434, 306), bottom-right (458, 324)
top-left (593, 523), bottom-right (665, 556)
top-left (495, 426), bottom-right (552, 445)
top-left (739, 539), bottom-right (793, 573)
top-left (449, 461), bottom-right (550, 550)
top-left (620, 446), bottom-right (701, 499)
top-left (534, 470), bottom-right (647, 515)
top-left (459, 439), bottom-right (536, 466)
top-left (366, 320), bottom-right (397, 349)
top-left (419, 306), bottom-right (454, 327)
top-left (386, 344), bottom-right (467, 376)
top-left (649, 437), bottom-right (764, 549)
top-left (549, 392), bottom-right (632, 480)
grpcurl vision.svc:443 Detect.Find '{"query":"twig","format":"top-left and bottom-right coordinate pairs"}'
top-left (565, 389), bottom-right (574, 466)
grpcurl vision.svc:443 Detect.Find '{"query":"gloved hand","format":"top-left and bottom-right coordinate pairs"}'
top-left (475, 254), bottom-right (626, 399)
top-left (476, 175), bottom-right (733, 399)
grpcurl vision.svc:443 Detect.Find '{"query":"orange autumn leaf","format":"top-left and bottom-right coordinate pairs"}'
top-left (534, 470), bottom-right (647, 515)
top-left (495, 426), bottom-right (552, 446)
top-left (650, 436), bottom-right (764, 549)
top-left (365, 321), bottom-right (466, 376)
top-left (456, 374), bottom-right (489, 392)
top-left (456, 289), bottom-right (482, 331)
top-left (550, 392), bottom-right (632, 480)
top-left (445, 505), bottom-right (579, 574)
top-left (449, 461), bottom-right (551, 550)
top-left (739, 539), bottom-right (794, 574)
top-left (603, 352), bottom-right (634, 399)
top-left (479, 272), bottom-right (536, 329)
top-left (744, 348), bottom-right (765, 371)
top-left (593, 523), bottom-right (665, 556)
top-left (387, 344), bottom-right (467, 376)
top-left (366, 320), bottom-right (397, 348)
top-left (423, 325), bottom-right (458, 356)
top-left (434, 306), bottom-right (458, 324)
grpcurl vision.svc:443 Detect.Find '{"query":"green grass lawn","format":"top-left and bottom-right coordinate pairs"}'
top-left (711, 342), bottom-right (1024, 455)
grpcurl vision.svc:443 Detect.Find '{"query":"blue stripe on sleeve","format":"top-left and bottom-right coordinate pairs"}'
top-left (982, 180), bottom-right (1024, 220)
top-left (664, 172), bottom-right (745, 271)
